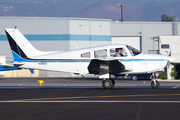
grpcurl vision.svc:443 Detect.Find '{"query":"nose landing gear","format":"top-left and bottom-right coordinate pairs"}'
top-left (151, 73), bottom-right (160, 89)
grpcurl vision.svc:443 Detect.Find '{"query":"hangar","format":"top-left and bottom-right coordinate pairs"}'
top-left (0, 17), bottom-right (179, 77)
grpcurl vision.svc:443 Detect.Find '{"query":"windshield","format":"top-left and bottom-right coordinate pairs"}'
top-left (126, 45), bottom-right (141, 56)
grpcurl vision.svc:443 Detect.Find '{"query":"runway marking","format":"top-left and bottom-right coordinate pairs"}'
top-left (9, 94), bottom-right (180, 102)
top-left (172, 86), bottom-right (179, 89)
top-left (1, 100), bottom-right (180, 103)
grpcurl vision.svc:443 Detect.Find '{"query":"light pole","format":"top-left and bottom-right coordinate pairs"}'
top-left (117, 3), bottom-right (124, 22)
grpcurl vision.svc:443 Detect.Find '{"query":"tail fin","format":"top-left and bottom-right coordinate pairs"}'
top-left (5, 28), bottom-right (45, 60)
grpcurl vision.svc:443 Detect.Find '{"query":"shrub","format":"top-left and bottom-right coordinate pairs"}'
top-left (171, 67), bottom-right (178, 79)
top-left (159, 71), bottom-right (167, 79)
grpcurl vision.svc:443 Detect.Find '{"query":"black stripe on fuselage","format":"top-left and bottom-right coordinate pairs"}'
top-left (5, 30), bottom-right (27, 58)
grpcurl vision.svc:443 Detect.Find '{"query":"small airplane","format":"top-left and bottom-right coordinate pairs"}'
top-left (4, 27), bottom-right (175, 89)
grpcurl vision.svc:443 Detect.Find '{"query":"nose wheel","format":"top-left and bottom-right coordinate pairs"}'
top-left (102, 78), bottom-right (115, 89)
top-left (151, 80), bottom-right (160, 89)
top-left (151, 73), bottom-right (160, 89)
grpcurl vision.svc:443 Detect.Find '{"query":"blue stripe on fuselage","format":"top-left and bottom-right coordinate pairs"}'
top-left (120, 60), bottom-right (166, 62)
top-left (14, 59), bottom-right (166, 63)
top-left (12, 51), bottom-right (166, 63)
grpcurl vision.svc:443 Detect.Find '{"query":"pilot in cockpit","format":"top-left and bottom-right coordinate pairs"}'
top-left (116, 48), bottom-right (124, 57)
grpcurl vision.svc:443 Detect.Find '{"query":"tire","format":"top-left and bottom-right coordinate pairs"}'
top-left (151, 80), bottom-right (160, 89)
top-left (102, 79), bottom-right (113, 89)
top-left (132, 75), bottom-right (138, 81)
top-left (110, 78), bottom-right (115, 88)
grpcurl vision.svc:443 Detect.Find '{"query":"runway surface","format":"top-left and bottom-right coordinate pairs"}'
top-left (1, 77), bottom-right (180, 120)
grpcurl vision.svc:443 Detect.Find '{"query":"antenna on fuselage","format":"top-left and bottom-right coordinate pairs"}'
top-left (69, 40), bottom-right (80, 49)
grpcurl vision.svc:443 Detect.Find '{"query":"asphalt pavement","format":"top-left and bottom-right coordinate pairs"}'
top-left (1, 77), bottom-right (180, 120)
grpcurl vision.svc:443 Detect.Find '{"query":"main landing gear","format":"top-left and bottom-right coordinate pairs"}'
top-left (151, 73), bottom-right (160, 89)
top-left (102, 78), bottom-right (115, 89)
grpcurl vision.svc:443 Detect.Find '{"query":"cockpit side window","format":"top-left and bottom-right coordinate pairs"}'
top-left (126, 45), bottom-right (141, 56)
top-left (81, 52), bottom-right (90, 58)
top-left (110, 47), bottom-right (127, 57)
top-left (94, 49), bottom-right (107, 58)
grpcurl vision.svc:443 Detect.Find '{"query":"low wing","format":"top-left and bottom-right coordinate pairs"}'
top-left (88, 59), bottom-right (131, 75)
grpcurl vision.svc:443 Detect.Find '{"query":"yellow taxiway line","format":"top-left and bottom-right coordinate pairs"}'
top-left (172, 86), bottom-right (179, 89)
top-left (10, 94), bottom-right (180, 102)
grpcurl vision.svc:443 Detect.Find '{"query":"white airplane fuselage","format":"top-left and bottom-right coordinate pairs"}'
top-left (13, 44), bottom-right (169, 76)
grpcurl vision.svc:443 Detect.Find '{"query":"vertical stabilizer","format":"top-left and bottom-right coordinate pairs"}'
top-left (5, 28), bottom-right (44, 59)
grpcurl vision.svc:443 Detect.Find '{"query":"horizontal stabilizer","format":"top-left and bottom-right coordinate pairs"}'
top-left (0, 65), bottom-right (21, 71)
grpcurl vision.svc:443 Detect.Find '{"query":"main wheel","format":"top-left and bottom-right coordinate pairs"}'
top-left (110, 78), bottom-right (115, 88)
top-left (151, 80), bottom-right (160, 89)
top-left (102, 78), bottom-right (114, 89)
